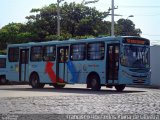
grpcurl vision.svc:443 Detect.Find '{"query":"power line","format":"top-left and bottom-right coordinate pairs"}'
top-left (138, 14), bottom-right (160, 16)
top-left (119, 5), bottom-right (160, 8)
top-left (142, 34), bottom-right (160, 37)
top-left (126, 14), bottom-right (160, 16)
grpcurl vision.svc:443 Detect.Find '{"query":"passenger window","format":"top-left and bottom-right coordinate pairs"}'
top-left (70, 44), bottom-right (86, 61)
top-left (43, 46), bottom-right (56, 61)
top-left (8, 47), bottom-right (19, 62)
top-left (0, 58), bottom-right (6, 68)
top-left (30, 46), bottom-right (42, 61)
top-left (87, 42), bottom-right (105, 60)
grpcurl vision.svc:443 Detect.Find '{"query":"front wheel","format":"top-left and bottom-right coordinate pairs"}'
top-left (90, 75), bottom-right (101, 91)
top-left (115, 84), bottom-right (126, 92)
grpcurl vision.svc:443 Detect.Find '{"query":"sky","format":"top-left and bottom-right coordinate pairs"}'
top-left (0, 0), bottom-right (160, 41)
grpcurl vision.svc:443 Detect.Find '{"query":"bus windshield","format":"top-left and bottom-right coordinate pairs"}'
top-left (121, 45), bottom-right (150, 68)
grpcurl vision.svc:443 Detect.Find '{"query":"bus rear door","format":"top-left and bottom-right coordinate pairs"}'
top-left (56, 46), bottom-right (69, 83)
top-left (19, 49), bottom-right (29, 82)
top-left (106, 44), bottom-right (120, 84)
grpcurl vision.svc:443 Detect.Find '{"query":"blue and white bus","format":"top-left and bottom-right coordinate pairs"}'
top-left (0, 55), bottom-right (7, 84)
top-left (6, 36), bottom-right (150, 91)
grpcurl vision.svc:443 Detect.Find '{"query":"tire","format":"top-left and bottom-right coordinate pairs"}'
top-left (39, 83), bottom-right (45, 88)
top-left (90, 75), bottom-right (101, 91)
top-left (0, 76), bottom-right (7, 85)
top-left (53, 84), bottom-right (65, 89)
top-left (115, 84), bottom-right (126, 92)
top-left (30, 73), bottom-right (44, 89)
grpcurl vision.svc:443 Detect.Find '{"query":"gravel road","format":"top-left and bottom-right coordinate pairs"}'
top-left (0, 85), bottom-right (160, 120)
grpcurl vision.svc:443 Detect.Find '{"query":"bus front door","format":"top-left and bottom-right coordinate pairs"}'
top-left (57, 46), bottom-right (69, 83)
top-left (19, 49), bottom-right (29, 82)
top-left (107, 44), bottom-right (119, 83)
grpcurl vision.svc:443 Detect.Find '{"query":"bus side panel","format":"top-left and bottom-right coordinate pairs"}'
top-left (84, 61), bottom-right (106, 85)
top-left (29, 61), bottom-right (48, 83)
top-left (67, 60), bottom-right (106, 84)
top-left (67, 61), bottom-right (86, 84)
top-left (0, 70), bottom-right (6, 76)
top-left (6, 62), bottom-right (19, 81)
top-left (29, 61), bottom-right (58, 84)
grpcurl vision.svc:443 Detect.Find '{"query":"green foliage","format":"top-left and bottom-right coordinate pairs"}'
top-left (74, 35), bottom-right (95, 39)
top-left (0, 2), bottom-right (142, 50)
top-left (115, 19), bottom-right (142, 36)
top-left (0, 50), bottom-right (6, 55)
top-left (0, 23), bottom-right (25, 49)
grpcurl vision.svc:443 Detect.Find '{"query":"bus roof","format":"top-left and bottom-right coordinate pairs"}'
top-left (7, 36), bottom-right (149, 47)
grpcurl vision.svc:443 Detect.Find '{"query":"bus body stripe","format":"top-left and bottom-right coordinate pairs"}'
top-left (45, 62), bottom-right (64, 83)
top-left (67, 60), bottom-right (79, 83)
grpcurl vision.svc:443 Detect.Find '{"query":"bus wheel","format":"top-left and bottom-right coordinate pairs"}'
top-left (115, 84), bottom-right (126, 92)
top-left (0, 76), bottom-right (7, 85)
top-left (53, 84), bottom-right (65, 89)
top-left (30, 73), bottom-right (41, 89)
top-left (39, 83), bottom-right (45, 88)
top-left (90, 75), bottom-right (101, 91)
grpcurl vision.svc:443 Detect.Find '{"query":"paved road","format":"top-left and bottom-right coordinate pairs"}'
top-left (0, 85), bottom-right (160, 120)
top-left (0, 84), bottom-right (148, 97)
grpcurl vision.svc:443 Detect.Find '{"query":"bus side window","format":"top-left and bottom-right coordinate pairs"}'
top-left (87, 42), bottom-right (105, 60)
top-left (8, 47), bottom-right (19, 62)
top-left (30, 46), bottom-right (42, 61)
top-left (0, 58), bottom-right (6, 68)
top-left (70, 44), bottom-right (86, 61)
top-left (43, 45), bottom-right (56, 61)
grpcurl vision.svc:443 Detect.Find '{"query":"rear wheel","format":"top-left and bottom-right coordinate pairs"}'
top-left (39, 83), bottom-right (45, 88)
top-left (90, 75), bottom-right (101, 91)
top-left (30, 73), bottom-right (44, 88)
top-left (115, 84), bottom-right (126, 92)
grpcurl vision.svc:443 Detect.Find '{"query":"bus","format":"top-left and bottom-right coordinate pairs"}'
top-left (6, 36), bottom-right (150, 91)
top-left (0, 55), bottom-right (7, 84)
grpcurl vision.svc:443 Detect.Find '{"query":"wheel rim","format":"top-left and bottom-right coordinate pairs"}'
top-left (91, 78), bottom-right (97, 87)
top-left (31, 76), bottom-right (38, 86)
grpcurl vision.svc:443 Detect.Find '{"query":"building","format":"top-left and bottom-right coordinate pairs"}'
top-left (150, 40), bottom-right (160, 86)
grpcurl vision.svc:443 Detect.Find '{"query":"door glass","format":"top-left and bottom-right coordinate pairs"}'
top-left (108, 44), bottom-right (119, 80)
top-left (58, 48), bottom-right (68, 63)
top-left (114, 45), bottom-right (119, 80)
top-left (108, 46), bottom-right (114, 80)
top-left (21, 50), bottom-right (28, 64)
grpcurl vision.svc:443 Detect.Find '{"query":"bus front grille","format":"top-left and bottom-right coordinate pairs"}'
top-left (133, 79), bottom-right (145, 84)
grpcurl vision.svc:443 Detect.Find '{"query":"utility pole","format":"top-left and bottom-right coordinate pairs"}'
top-left (111, 0), bottom-right (114, 37)
top-left (109, 0), bottom-right (118, 36)
top-left (57, 0), bottom-right (64, 37)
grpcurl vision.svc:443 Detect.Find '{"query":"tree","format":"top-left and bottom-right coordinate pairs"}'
top-left (61, 2), bottom-right (108, 36)
top-left (25, 2), bottom-right (109, 40)
top-left (0, 2), bottom-right (142, 51)
top-left (115, 19), bottom-right (142, 36)
top-left (0, 23), bottom-right (25, 49)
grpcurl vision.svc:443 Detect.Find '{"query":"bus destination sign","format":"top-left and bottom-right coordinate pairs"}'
top-left (123, 38), bottom-right (149, 45)
top-left (127, 39), bottom-right (145, 44)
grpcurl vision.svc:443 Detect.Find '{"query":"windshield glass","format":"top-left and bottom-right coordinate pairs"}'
top-left (121, 45), bottom-right (150, 68)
